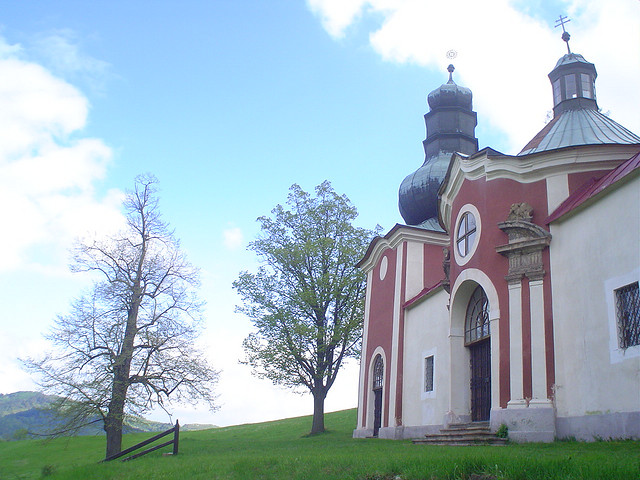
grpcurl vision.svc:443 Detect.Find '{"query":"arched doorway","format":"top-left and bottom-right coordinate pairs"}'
top-left (372, 354), bottom-right (384, 436)
top-left (465, 285), bottom-right (491, 421)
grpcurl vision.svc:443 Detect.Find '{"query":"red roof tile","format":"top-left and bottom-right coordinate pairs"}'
top-left (546, 151), bottom-right (640, 224)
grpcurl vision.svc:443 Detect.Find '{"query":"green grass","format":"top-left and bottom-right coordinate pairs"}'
top-left (0, 409), bottom-right (638, 480)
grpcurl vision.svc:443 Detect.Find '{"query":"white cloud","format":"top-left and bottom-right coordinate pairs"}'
top-left (306, 0), bottom-right (369, 38)
top-left (28, 29), bottom-right (113, 95)
top-left (308, 0), bottom-right (640, 154)
top-left (223, 226), bottom-right (244, 250)
top-left (0, 333), bottom-right (51, 395)
top-left (0, 35), bottom-right (123, 273)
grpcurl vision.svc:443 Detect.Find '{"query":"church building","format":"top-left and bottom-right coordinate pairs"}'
top-left (353, 31), bottom-right (640, 442)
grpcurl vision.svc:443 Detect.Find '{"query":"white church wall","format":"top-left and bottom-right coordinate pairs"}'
top-left (405, 240), bottom-right (426, 300)
top-left (550, 175), bottom-right (640, 439)
top-left (401, 289), bottom-right (451, 433)
top-left (546, 174), bottom-right (570, 214)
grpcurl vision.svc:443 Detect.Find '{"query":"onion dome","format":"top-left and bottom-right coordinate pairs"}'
top-left (427, 73), bottom-right (473, 110)
top-left (399, 65), bottom-right (478, 226)
top-left (519, 23), bottom-right (640, 155)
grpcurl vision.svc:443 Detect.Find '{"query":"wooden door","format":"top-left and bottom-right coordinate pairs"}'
top-left (373, 388), bottom-right (382, 437)
top-left (469, 338), bottom-right (491, 421)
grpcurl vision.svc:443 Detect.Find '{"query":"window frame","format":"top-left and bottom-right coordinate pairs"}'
top-left (456, 212), bottom-right (477, 257)
top-left (453, 204), bottom-right (481, 266)
top-left (424, 355), bottom-right (434, 393)
top-left (615, 281), bottom-right (640, 349)
top-left (465, 285), bottom-right (490, 346)
top-left (606, 271), bottom-right (640, 363)
top-left (373, 354), bottom-right (384, 390)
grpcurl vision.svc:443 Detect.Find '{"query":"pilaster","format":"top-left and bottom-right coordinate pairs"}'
top-left (507, 278), bottom-right (525, 407)
top-left (496, 203), bottom-right (552, 408)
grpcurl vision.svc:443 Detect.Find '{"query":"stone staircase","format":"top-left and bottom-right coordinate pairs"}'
top-left (412, 422), bottom-right (507, 446)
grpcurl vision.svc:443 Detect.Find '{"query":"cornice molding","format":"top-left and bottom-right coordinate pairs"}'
top-left (357, 224), bottom-right (449, 273)
top-left (439, 144), bottom-right (640, 228)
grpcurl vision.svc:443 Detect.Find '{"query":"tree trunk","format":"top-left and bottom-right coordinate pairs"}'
top-left (104, 411), bottom-right (123, 459)
top-left (104, 365), bottom-right (129, 459)
top-left (104, 283), bottom-right (141, 458)
top-left (310, 386), bottom-right (327, 434)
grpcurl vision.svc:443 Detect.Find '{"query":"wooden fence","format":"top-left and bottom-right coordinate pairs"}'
top-left (104, 420), bottom-right (179, 462)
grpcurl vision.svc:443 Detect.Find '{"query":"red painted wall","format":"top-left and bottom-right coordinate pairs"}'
top-left (568, 170), bottom-right (610, 193)
top-left (424, 242), bottom-right (446, 289)
top-left (448, 176), bottom-right (552, 408)
top-left (362, 247), bottom-right (397, 428)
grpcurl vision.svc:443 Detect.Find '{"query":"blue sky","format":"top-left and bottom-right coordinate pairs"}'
top-left (1, 0), bottom-right (638, 427)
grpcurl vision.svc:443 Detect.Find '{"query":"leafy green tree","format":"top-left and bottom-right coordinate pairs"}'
top-left (234, 181), bottom-right (378, 434)
top-left (26, 175), bottom-right (219, 458)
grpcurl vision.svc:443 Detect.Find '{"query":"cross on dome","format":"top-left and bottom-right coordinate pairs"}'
top-left (555, 14), bottom-right (572, 54)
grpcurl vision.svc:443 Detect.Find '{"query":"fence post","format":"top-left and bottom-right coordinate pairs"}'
top-left (173, 420), bottom-right (180, 455)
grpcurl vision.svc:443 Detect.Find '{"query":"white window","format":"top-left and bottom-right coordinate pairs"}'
top-left (453, 204), bottom-right (481, 266)
top-left (456, 212), bottom-right (477, 257)
top-left (424, 356), bottom-right (434, 392)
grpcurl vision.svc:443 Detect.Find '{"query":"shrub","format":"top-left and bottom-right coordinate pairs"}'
top-left (496, 424), bottom-right (508, 439)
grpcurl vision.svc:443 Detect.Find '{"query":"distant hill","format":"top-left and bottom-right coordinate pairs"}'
top-left (0, 391), bottom-right (58, 416)
top-left (0, 391), bottom-right (215, 441)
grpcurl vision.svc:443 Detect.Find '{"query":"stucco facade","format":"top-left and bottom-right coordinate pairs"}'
top-left (354, 44), bottom-right (640, 442)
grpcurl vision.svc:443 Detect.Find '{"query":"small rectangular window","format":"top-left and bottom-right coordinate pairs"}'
top-left (616, 281), bottom-right (640, 348)
top-left (565, 75), bottom-right (577, 99)
top-left (424, 355), bottom-right (434, 392)
top-left (580, 73), bottom-right (593, 99)
top-left (552, 79), bottom-right (562, 105)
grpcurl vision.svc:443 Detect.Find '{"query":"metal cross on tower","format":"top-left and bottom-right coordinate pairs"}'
top-left (555, 15), bottom-right (572, 54)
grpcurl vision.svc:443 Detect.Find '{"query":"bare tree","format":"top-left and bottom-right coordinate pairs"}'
top-left (26, 174), bottom-right (219, 458)
top-left (234, 181), bottom-right (378, 434)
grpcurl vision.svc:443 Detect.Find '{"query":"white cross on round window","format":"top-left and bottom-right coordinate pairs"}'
top-left (456, 211), bottom-right (477, 257)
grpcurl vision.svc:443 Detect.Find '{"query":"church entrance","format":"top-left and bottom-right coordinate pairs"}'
top-left (469, 338), bottom-right (491, 421)
top-left (372, 354), bottom-right (384, 436)
top-left (465, 285), bottom-right (491, 421)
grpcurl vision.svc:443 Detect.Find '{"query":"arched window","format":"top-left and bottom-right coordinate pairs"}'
top-left (373, 354), bottom-right (384, 390)
top-left (465, 286), bottom-right (490, 345)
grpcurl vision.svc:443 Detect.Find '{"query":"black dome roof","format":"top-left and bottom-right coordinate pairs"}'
top-left (427, 78), bottom-right (472, 110)
top-left (398, 65), bottom-right (478, 227)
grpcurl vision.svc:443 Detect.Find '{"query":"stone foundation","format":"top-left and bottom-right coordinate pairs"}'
top-left (490, 406), bottom-right (556, 442)
top-left (355, 410), bottom-right (640, 442)
top-left (556, 411), bottom-right (640, 441)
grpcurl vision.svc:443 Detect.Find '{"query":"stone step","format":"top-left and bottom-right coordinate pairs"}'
top-left (413, 437), bottom-right (507, 446)
top-left (440, 427), bottom-right (491, 434)
top-left (444, 421), bottom-right (489, 430)
top-left (412, 422), bottom-right (506, 446)
top-left (435, 432), bottom-right (497, 440)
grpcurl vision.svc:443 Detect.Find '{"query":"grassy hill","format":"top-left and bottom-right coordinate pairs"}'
top-left (0, 392), bottom-right (213, 441)
top-left (0, 409), bottom-right (638, 479)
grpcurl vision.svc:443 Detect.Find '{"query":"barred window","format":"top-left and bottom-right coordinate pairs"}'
top-left (616, 282), bottom-right (640, 349)
top-left (424, 356), bottom-right (434, 392)
top-left (373, 354), bottom-right (384, 390)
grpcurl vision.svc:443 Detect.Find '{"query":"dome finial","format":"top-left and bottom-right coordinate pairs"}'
top-left (555, 14), bottom-right (572, 54)
top-left (447, 64), bottom-right (455, 83)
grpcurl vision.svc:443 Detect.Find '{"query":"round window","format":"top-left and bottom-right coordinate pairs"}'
top-left (456, 212), bottom-right (477, 257)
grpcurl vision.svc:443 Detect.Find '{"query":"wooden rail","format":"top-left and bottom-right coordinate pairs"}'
top-left (104, 420), bottom-right (179, 462)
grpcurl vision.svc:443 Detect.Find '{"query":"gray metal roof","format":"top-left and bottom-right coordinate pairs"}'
top-left (519, 108), bottom-right (640, 156)
top-left (553, 52), bottom-right (592, 69)
top-left (414, 216), bottom-right (446, 232)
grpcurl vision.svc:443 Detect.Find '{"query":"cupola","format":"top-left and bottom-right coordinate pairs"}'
top-left (398, 65), bottom-right (478, 227)
top-left (519, 18), bottom-right (640, 156)
top-left (548, 53), bottom-right (597, 115)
